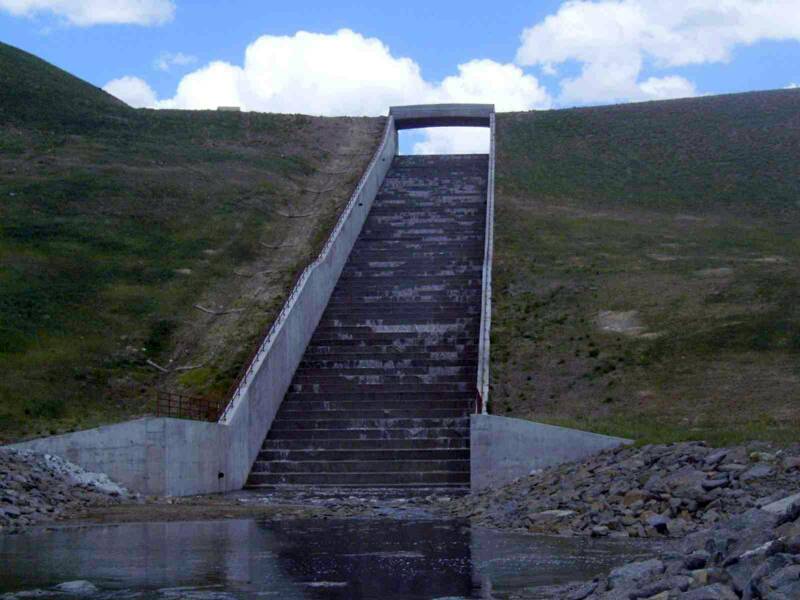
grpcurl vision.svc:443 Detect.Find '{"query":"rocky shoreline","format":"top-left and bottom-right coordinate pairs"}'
top-left (536, 496), bottom-right (800, 599)
top-left (446, 441), bottom-right (800, 540)
top-left (0, 449), bottom-right (135, 533)
top-left (443, 441), bottom-right (800, 599)
top-left (3, 442), bottom-right (800, 597)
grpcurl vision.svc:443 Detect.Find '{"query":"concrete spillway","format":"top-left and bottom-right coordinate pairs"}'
top-left (246, 154), bottom-right (488, 490)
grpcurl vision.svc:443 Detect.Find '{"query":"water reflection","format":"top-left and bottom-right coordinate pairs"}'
top-left (0, 519), bottom-right (653, 599)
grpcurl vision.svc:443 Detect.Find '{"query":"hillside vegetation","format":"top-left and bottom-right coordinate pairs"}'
top-left (493, 90), bottom-right (800, 445)
top-left (0, 42), bottom-right (383, 443)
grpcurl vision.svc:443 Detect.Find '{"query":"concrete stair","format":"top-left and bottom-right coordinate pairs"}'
top-left (245, 154), bottom-right (488, 492)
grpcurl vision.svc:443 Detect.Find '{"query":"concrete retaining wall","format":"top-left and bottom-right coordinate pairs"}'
top-left (7, 118), bottom-right (399, 497)
top-left (470, 414), bottom-right (632, 491)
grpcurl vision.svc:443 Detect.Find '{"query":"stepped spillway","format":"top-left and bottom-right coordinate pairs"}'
top-left (246, 154), bottom-right (488, 490)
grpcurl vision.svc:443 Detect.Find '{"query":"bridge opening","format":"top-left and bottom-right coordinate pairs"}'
top-left (399, 127), bottom-right (491, 155)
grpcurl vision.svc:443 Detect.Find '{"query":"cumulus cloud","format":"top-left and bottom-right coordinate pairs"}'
top-left (103, 76), bottom-right (158, 108)
top-left (0, 0), bottom-right (174, 26)
top-left (414, 60), bottom-right (550, 154)
top-left (106, 29), bottom-right (552, 153)
top-left (516, 0), bottom-right (800, 104)
top-left (787, 83), bottom-right (799, 89)
top-left (155, 29), bottom-right (432, 114)
top-left (154, 51), bottom-right (197, 72)
top-left (412, 128), bottom-right (490, 155)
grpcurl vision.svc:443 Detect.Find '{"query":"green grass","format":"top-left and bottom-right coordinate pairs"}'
top-left (0, 42), bottom-right (382, 442)
top-left (493, 90), bottom-right (800, 446)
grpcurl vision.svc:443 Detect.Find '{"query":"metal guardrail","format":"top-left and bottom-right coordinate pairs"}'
top-left (476, 112), bottom-right (496, 414)
top-left (218, 116), bottom-right (397, 424)
top-left (155, 388), bottom-right (222, 422)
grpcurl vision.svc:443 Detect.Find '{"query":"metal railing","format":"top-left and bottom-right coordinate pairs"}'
top-left (218, 116), bottom-right (397, 424)
top-left (155, 388), bottom-right (222, 422)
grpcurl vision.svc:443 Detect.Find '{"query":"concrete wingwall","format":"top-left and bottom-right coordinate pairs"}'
top-left (7, 118), bottom-right (399, 497)
top-left (470, 415), bottom-right (632, 491)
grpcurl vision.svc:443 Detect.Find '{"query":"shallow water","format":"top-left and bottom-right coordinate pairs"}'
top-left (0, 518), bottom-right (654, 599)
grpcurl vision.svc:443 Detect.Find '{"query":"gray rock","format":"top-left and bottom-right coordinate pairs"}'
top-left (591, 525), bottom-right (610, 537)
top-left (782, 456), bottom-right (800, 471)
top-left (646, 514), bottom-right (670, 535)
top-left (704, 450), bottom-right (728, 468)
top-left (761, 493), bottom-right (800, 520)
top-left (684, 551), bottom-right (710, 570)
top-left (681, 583), bottom-right (738, 599)
top-left (701, 479), bottom-right (729, 491)
top-left (565, 580), bottom-right (598, 600)
top-left (740, 464), bottom-right (774, 482)
top-left (54, 581), bottom-right (98, 595)
top-left (0, 505), bottom-right (21, 518)
top-left (608, 559), bottom-right (665, 590)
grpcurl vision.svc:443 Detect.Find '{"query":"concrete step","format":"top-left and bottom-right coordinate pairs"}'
top-left (270, 417), bottom-right (469, 431)
top-left (246, 471), bottom-right (470, 486)
top-left (257, 448), bottom-right (470, 462)
top-left (261, 438), bottom-right (469, 450)
top-left (316, 316), bottom-right (479, 326)
top-left (277, 399), bottom-right (471, 411)
top-left (289, 382), bottom-right (474, 393)
top-left (302, 346), bottom-right (477, 356)
top-left (252, 459), bottom-right (470, 474)
top-left (266, 427), bottom-right (468, 441)
top-left (275, 409), bottom-right (470, 421)
top-left (248, 153), bottom-right (486, 490)
top-left (298, 358), bottom-right (477, 369)
top-left (245, 481), bottom-right (470, 490)
top-left (293, 366), bottom-right (477, 378)
top-left (284, 390), bottom-right (475, 402)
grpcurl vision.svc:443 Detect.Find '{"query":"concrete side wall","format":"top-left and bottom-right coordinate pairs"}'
top-left (7, 119), bottom-right (399, 497)
top-left (470, 414), bottom-right (632, 491)
top-left (390, 103), bottom-right (494, 129)
top-left (476, 113), bottom-right (496, 414)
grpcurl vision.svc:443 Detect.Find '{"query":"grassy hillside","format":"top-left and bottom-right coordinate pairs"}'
top-left (0, 42), bottom-right (383, 443)
top-left (493, 89), bottom-right (800, 445)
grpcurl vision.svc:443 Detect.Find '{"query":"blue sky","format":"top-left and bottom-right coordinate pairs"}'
top-left (1, 1), bottom-right (799, 152)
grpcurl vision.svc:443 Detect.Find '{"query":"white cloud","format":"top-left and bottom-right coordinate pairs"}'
top-left (414, 59), bottom-right (550, 154)
top-left (516, 0), bottom-right (800, 104)
top-left (154, 51), bottom-right (197, 72)
top-left (106, 29), bottom-right (552, 154)
top-left (787, 82), bottom-right (799, 89)
top-left (103, 76), bottom-right (158, 108)
top-left (0, 0), bottom-right (174, 26)
top-left (412, 128), bottom-right (490, 155)
top-left (156, 29), bottom-right (432, 115)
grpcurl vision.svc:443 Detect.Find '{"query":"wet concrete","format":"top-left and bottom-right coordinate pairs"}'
top-left (0, 518), bottom-right (655, 599)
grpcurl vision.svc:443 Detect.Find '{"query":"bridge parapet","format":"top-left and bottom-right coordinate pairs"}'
top-left (389, 103), bottom-right (494, 130)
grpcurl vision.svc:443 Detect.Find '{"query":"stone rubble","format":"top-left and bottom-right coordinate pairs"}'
top-left (540, 496), bottom-right (800, 599)
top-left (446, 441), bottom-right (800, 540)
top-left (0, 449), bottom-right (135, 533)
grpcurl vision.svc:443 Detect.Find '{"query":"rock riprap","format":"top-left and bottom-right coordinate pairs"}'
top-left (0, 449), bottom-right (133, 533)
top-left (546, 497), bottom-right (800, 599)
top-left (446, 441), bottom-right (800, 539)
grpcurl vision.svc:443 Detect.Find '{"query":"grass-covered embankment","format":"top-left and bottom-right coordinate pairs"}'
top-left (492, 90), bottom-right (800, 445)
top-left (0, 42), bottom-right (383, 442)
